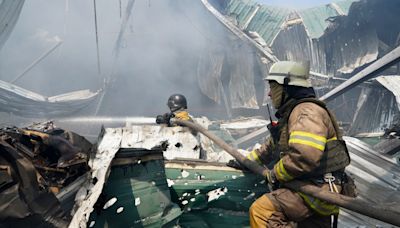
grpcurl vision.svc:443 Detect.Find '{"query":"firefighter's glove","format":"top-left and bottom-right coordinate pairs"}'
top-left (156, 115), bottom-right (165, 124)
top-left (156, 113), bottom-right (174, 125)
top-left (266, 170), bottom-right (279, 191)
top-left (226, 159), bottom-right (248, 171)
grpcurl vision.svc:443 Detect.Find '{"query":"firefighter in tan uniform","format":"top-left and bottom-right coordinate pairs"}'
top-left (248, 61), bottom-right (353, 227)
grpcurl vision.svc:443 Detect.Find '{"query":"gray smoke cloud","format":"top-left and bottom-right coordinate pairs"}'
top-left (0, 0), bottom-right (240, 129)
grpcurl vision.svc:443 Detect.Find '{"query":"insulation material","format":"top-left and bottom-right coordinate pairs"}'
top-left (227, 43), bottom-right (259, 109)
top-left (120, 125), bottom-right (202, 160)
top-left (197, 50), bottom-right (224, 104)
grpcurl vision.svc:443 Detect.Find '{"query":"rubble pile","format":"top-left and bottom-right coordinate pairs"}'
top-left (0, 121), bottom-right (92, 227)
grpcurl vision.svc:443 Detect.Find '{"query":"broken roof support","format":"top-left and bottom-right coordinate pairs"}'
top-left (320, 45), bottom-right (400, 102)
top-left (201, 0), bottom-right (330, 81)
top-left (10, 39), bottom-right (63, 84)
top-left (201, 0), bottom-right (278, 63)
top-left (234, 126), bottom-right (269, 147)
top-left (240, 4), bottom-right (260, 30)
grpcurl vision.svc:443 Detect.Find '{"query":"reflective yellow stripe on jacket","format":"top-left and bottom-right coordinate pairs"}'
top-left (274, 159), bottom-right (293, 182)
top-left (298, 192), bottom-right (339, 216)
top-left (289, 131), bottom-right (328, 151)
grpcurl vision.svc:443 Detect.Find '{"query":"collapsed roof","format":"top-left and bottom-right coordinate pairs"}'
top-left (0, 0), bottom-right (102, 118)
top-left (212, 0), bottom-right (400, 76)
top-left (1, 0), bottom-right (399, 136)
top-left (203, 0), bottom-right (400, 135)
top-left (0, 79), bottom-right (101, 117)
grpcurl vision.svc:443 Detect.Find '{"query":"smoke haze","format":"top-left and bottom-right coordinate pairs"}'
top-left (0, 0), bottom-right (248, 127)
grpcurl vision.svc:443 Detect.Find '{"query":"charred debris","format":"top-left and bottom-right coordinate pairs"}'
top-left (0, 0), bottom-right (400, 227)
top-left (0, 121), bottom-right (92, 227)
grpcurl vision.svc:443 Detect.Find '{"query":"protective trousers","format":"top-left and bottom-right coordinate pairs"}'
top-left (249, 188), bottom-right (331, 228)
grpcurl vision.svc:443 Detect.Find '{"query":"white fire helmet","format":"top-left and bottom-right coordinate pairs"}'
top-left (265, 61), bottom-right (312, 88)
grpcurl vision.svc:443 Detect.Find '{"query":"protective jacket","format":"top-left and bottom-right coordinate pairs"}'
top-left (254, 98), bottom-right (350, 216)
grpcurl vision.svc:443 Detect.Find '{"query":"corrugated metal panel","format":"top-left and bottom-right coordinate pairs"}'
top-left (349, 76), bottom-right (400, 136)
top-left (225, 0), bottom-right (259, 29)
top-left (298, 0), bottom-right (358, 39)
top-left (225, 0), bottom-right (290, 46)
top-left (0, 79), bottom-right (100, 117)
top-left (227, 44), bottom-right (259, 109)
top-left (72, 126), bottom-right (400, 227)
top-left (165, 160), bottom-right (266, 227)
top-left (340, 136), bottom-right (400, 227)
top-left (349, 83), bottom-right (399, 135)
top-left (69, 128), bottom-right (123, 228)
top-left (197, 50), bottom-right (224, 105)
top-left (90, 150), bottom-right (182, 227)
top-left (246, 5), bottom-right (290, 45)
top-left (376, 75), bottom-right (400, 110)
top-left (298, 5), bottom-right (340, 39)
top-left (225, 0), bottom-right (359, 41)
top-left (271, 0), bottom-right (377, 76)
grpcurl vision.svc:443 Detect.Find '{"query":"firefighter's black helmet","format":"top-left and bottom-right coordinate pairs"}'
top-left (167, 94), bottom-right (187, 112)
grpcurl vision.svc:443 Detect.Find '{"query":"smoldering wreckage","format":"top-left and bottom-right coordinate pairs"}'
top-left (1, 0), bottom-right (400, 227)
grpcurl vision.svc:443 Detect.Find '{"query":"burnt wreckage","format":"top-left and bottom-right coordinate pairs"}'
top-left (0, 122), bottom-right (92, 227)
top-left (1, 0), bottom-right (400, 227)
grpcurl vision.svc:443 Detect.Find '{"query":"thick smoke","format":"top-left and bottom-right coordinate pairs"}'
top-left (0, 0), bottom-right (244, 132)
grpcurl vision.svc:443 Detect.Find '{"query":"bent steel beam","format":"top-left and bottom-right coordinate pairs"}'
top-left (321, 45), bottom-right (400, 102)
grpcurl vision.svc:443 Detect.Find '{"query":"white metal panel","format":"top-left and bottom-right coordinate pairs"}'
top-left (120, 125), bottom-right (201, 160)
top-left (376, 75), bottom-right (400, 111)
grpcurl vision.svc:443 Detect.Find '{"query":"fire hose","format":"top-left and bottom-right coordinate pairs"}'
top-left (171, 119), bottom-right (400, 226)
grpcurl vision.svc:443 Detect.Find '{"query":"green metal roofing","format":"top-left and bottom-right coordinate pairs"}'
top-left (298, 5), bottom-right (340, 38)
top-left (246, 5), bottom-right (290, 45)
top-left (226, 0), bottom-right (290, 45)
top-left (334, 0), bottom-right (357, 15)
top-left (299, 0), bottom-right (358, 38)
top-left (226, 0), bottom-right (260, 29)
top-left (224, 0), bottom-right (358, 42)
